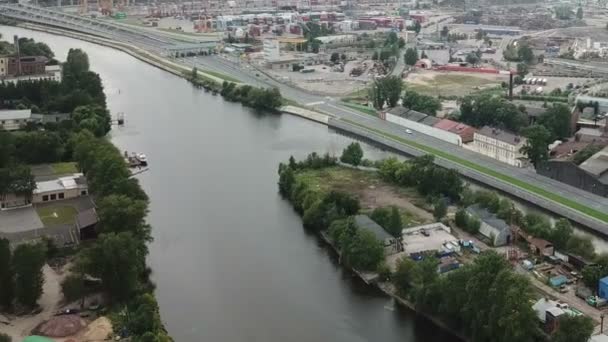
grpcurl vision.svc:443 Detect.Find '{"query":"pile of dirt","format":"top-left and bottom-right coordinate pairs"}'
top-left (81, 316), bottom-right (113, 341)
top-left (33, 314), bottom-right (86, 338)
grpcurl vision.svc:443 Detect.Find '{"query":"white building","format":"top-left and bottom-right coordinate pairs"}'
top-left (0, 109), bottom-right (32, 131)
top-left (33, 173), bottom-right (88, 203)
top-left (473, 126), bottom-right (527, 167)
top-left (263, 38), bottom-right (281, 62)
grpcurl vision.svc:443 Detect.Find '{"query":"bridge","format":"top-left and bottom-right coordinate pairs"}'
top-left (0, 3), bottom-right (217, 55)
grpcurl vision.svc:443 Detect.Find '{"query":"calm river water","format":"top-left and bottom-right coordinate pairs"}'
top-left (2, 25), bottom-right (464, 342)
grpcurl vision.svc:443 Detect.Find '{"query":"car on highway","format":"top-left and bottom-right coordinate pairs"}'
top-left (405, 129), bottom-right (413, 134)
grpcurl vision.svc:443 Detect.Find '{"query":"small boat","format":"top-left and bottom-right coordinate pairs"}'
top-left (135, 153), bottom-right (148, 167)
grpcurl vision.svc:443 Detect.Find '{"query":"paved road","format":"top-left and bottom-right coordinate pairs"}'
top-left (180, 54), bottom-right (608, 227)
top-left (4, 5), bottom-right (608, 229)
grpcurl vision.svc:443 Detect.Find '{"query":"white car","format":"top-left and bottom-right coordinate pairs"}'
top-left (405, 129), bottom-right (413, 134)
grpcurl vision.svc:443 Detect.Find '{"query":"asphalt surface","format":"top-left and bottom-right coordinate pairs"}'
top-left (3, 5), bottom-right (608, 229)
top-left (182, 54), bottom-right (608, 227)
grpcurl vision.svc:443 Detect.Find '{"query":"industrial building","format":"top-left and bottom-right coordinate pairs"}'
top-left (380, 107), bottom-right (476, 146)
top-left (539, 144), bottom-right (608, 197)
top-left (473, 126), bottom-right (527, 167)
top-left (354, 215), bottom-right (401, 255)
top-left (465, 204), bottom-right (512, 246)
top-left (0, 109), bottom-right (32, 131)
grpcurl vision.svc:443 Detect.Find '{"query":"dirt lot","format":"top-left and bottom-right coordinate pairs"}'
top-left (405, 70), bottom-right (508, 97)
top-left (296, 166), bottom-right (433, 226)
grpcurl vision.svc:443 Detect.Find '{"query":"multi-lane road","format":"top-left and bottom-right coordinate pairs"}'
top-left (2, 3), bottom-right (608, 231)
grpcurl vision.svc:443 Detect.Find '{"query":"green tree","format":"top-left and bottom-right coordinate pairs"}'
top-left (128, 293), bottom-right (163, 336)
top-left (13, 243), bottom-right (46, 308)
top-left (97, 195), bottom-right (151, 243)
top-left (0, 238), bottom-right (14, 309)
top-left (62, 48), bottom-right (90, 79)
top-left (330, 52), bottom-right (340, 63)
top-left (190, 66), bottom-right (198, 80)
top-left (518, 44), bottom-right (535, 63)
top-left (72, 105), bottom-right (112, 137)
top-left (402, 90), bottom-right (442, 115)
top-left (345, 229), bottom-right (384, 271)
top-left (538, 104), bottom-right (572, 139)
top-left (81, 232), bottom-right (144, 302)
top-left (455, 208), bottom-right (468, 228)
top-left (340, 142), bottom-right (364, 166)
top-left (398, 37), bottom-right (406, 48)
top-left (393, 256), bottom-right (416, 294)
top-left (459, 94), bottom-right (528, 132)
top-left (0, 133), bottom-right (15, 168)
top-left (369, 76), bottom-right (403, 108)
top-left (465, 52), bottom-right (480, 65)
top-left (61, 274), bottom-right (86, 303)
top-left (440, 26), bottom-right (449, 39)
top-left (576, 6), bottom-right (583, 19)
top-left (521, 125), bottom-right (552, 167)
top-left (552, 315), bottom-right (594, 342)
top-left (404, 47), bottom-right (418, 66)
top-left (278, 167), bottom-right (296, 197)
top-left (0, 333), bottom-right (11, 342)
top-left (516, 63), bottom-right (528, 76)
top-left (566, 235), bottom-right (595, 260)
top-left (17, 38), bottom-right (54, 59)
top-left (370, 206), bottom-right (402, 236)
top-left (551, 219), bottom-right (573, 250)
top-left (433, 198), bottom-right (447, 221)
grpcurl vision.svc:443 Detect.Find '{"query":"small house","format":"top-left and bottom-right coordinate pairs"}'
top-left (77, 208), bottom-right (99, 240)
top-left (354, 215), bottom-right (401, 255)
top-left (599, 277), bottom-right (608, 300)
top-left (529, 237), bottom-right (554, 257)
top-left (465, 205), bottom-right (512, 246)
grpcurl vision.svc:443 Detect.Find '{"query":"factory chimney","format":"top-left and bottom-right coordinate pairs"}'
top-left (509, 72), bottom-right (513, 100)
top-left (13, 35), bottom-right (21, 76)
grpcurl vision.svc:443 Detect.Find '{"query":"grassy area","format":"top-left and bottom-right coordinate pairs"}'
top-left (340, 118), bottom-right (608, 224)
top-left (51, 162), bottom-right (78, 175)
top-left (296, 167), bottom-right (382, 194)
top-left (341, 102), bottom-right (378, 117)
top-left (36, 205), bottom-right (78, 226)
top-left (200, 69), bottom-right (241, 83)
top-left (406, 74), bottom-right (499, 97)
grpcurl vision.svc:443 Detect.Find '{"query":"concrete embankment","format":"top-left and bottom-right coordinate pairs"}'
top-left (18, 23), bottom-right (226, 84)
top-left (318, 231), bottom-right (466, 342)
top-left (19, 22), bottom-right (606, 236)
top-left (327, 118), bottom-right (608, 237)
top-left (280, 105), bottom-right (331, 124)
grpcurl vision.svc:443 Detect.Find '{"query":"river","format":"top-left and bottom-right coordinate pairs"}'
top-left (0, 26), bottom-right (463, 342)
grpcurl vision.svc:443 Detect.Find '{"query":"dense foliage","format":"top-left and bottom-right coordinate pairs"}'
top-left (402, 90), bottom-right (442, 115)
top-left (394, 251), bottom-right (541, 342)
top-left (369, 76), bottom-right (403, 109)
top-left (404, 47), bottom-right (418, 66)
top-left (220, 81), bottom-right (282, 111)
top-left (459, 94), bottom-right (528, 133)
top-left (537, 104), bottom-right (572, 140)
top-left (328, 218), bottom-right (385, 271)
top-left (521, 125), bottom-right (552, 167)
top-left (340, 142), bottom-right (364, 166)
top-left (370, 206), bottom-right (402, 237)
top-left (378, 155), bottom-right (463, 201)
top-left (13, 242), bottom-right (46, 308)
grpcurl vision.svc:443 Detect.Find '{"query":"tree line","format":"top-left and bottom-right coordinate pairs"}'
top-left (0, 45), bottom-right (169, 341)
top-left (0, 48), bottom-right (112, 212)
top-left (278, 149), bottom-right (595, 342)
top-left (220, 81), bottom-right (283, 111)
top-left (391, 250), bottom-right (593, 342)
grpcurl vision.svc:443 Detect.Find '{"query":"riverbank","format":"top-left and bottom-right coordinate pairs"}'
top-left (318, 231), bottom-right (468, 341)
top-left (11, 22), bottom-right (608, 235)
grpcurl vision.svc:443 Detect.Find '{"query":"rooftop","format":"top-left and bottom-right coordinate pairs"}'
top-left (580, 145), bottom-right (608, 179)
top-left (0, 109), bottom-right (32, 121)
top-left (466, 204), bottom-right (510, 233)
top-left (354, 215), bottom-right (393, 242)
top-left (76, 207), bottom-right (98, 229)
top-left (33, 173), bottom-right (87, 195)
top-left (476, 126), bottom-right (525, 145)
top-left (401, 223), bottom-right (457, 255)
